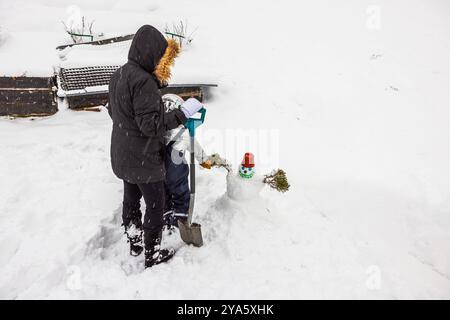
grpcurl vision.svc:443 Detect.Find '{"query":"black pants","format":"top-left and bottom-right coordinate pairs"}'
top-left (122, 180), bottom-right (165, 249)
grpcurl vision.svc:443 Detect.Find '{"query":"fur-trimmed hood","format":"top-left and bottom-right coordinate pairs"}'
top-left (154, 38), bottom-right (180, 86)
top-left (128, 25), bottom-right (180, 87)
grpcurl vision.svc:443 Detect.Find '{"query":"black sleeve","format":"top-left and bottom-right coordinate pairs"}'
top-left (106, 77), bottom-right (115, 119)
top-left (164, 108), bottom-right (187, 130)
top-left (132, 78), bottom-right (162, 137)
top-left (106, 102), bottom-right (112, 119)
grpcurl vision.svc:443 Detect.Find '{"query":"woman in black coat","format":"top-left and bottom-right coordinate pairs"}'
top-left (108, 25), bottom-right (202, 268)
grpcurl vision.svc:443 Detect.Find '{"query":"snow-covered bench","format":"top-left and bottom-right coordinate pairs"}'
top-left (57, 65), bottom-right (214, 110)
top-left (1, 34), bottom-right (216, 116)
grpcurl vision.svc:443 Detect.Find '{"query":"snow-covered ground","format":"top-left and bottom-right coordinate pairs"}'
top-left (1, 0), bottom-right (449, 299)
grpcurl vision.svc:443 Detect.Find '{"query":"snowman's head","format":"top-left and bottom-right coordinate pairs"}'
top-left (239, 165), bottom-right (255, 179)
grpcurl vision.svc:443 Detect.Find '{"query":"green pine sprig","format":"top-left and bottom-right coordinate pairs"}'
top-left (263, 169), bottom-right (290, 193)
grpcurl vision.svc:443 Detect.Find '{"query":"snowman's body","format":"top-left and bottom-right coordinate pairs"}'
top-left (226, 152), bottom-right (262, 200)
top-left (226, 171), bottom-right (264, 201)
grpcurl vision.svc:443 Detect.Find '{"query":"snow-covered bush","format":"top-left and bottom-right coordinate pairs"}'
top-left (62, 16), bottom-right (96, 43)
top-left (62, 6), bottom-right (102, 44)
top-left (164, 20), bottom-right (196, 48)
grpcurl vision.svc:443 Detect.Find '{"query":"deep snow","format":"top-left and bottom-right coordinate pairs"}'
top-left (0, 0), bottom-right (449, 299)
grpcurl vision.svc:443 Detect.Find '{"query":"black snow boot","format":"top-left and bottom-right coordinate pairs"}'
top-left (163, 210), bottom-right (176, 230)
top-left (144, 231), bottom-right (175, 268)
top-left (124, 220), bottom-right (144, 256)
top-left (123, 202), bottom-right (144, 256)
top-left (163, 210), bottom-right (189, 230)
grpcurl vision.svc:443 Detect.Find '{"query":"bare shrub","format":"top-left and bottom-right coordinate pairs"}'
top-left (164, 20), bottom-right (197, 48)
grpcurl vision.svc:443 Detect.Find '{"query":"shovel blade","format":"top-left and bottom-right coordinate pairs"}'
top-left (178, 220), bottom-right (203, 247)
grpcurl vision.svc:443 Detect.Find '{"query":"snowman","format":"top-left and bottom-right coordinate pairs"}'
top-left (226, 153), bottom-right (265, 201)
top-left (209, 152), bottom-right (290, 201)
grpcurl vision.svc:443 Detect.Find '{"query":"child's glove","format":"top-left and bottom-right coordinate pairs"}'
top-left (207, 153), bottom-right (232, 172)
top-left (180, 98), bottom-right (203, 118)
top-left (200, 159), bottom-right (213, 169)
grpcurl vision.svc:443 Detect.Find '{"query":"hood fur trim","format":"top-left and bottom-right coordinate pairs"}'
top-left (153, 39), bottom-right (181, 86)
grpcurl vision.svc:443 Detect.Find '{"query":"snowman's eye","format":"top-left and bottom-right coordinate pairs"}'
top-left (248, 168), bottom-right (252, 171)
top-left (241, 166), bottom-right (245, 170)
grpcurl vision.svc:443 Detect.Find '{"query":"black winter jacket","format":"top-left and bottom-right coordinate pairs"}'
top-left (108, 25), bottom-right (187, 183)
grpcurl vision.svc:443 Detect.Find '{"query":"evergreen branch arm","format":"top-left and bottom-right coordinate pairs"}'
top-left (263, 169), bottom-right (290, 193)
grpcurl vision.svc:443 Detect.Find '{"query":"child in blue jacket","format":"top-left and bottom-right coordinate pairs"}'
top-left (162, 94), bottom-right (212, 227)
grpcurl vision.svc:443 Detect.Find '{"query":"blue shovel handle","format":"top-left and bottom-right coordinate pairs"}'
top-left (185, 107), bottom-right (206, 225)
top-left (185, 108), bottom-right (206, 137)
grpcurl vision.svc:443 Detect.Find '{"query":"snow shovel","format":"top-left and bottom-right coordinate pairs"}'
top-left (178, 107), bottom-right (207, 247)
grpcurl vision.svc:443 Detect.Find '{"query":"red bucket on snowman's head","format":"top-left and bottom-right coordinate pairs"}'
top-left (241, 152), bottom-right (255, 168)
